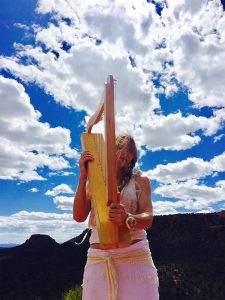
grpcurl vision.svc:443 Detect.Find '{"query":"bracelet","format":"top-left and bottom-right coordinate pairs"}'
top-left (125, 213), bottom-right (137, 229)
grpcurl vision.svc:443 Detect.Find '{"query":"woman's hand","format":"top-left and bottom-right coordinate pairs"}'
top-left (109, 203), bottom-right (127, 226)
top-left (79, 151), bottom-right (94, 179)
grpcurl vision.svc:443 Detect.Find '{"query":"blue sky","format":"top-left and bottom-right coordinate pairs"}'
top-left (0, 0), bottom-right (225, 244)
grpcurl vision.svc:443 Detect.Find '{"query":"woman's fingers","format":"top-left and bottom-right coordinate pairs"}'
top-left (79, 151), bottom-right (94, 177)
top-left (80, 151), bottom-right (94, 162)
top-left (79, 151), bottom-right (94, 166)
top-left (109, 204), bottom-right (127, 225)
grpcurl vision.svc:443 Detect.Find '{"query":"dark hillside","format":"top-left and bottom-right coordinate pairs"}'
top-left (148, 212), bottom-right (225, 299)
top-left (0, 232), bottom-right (90, 300)
top-left (0, 212), bottom-right (224, 300)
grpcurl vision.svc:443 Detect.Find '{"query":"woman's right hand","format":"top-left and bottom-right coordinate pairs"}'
top-left (79, 151), bottom-right (94, 179)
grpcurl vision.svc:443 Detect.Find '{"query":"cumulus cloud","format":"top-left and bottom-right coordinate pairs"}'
top-left (163, 0), bottom-right (225, 108)
top-left (153, 201), bottom-right (179, 215)
top-left (0, 42), bottom-right (158, 115)
top-left (45, 183), bottom-right (73, 196)
top-left (53, 195), bottom-right (74, 211)
top-left (146, 157), bottom-right (213, 183)
top-left (0, 76), bottom-right (78, 181)
top-left (211, 151), bottom-right (225, 172)
top-left (154, 179), bottom-right (225, 210)
top-left (152, 180), bottom-right (225, 215)
top-left (0, 211), bottom-right (87, 244)
top-left (0, 0), bottom-right (224, 154)
top-left (146, 151), bottom-right (225, 183)
top-left (117, 111), bottom-right (224, 151)
top-left (148, 151), bottom-right (225, 214)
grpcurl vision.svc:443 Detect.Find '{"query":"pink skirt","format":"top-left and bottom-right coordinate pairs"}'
top-left (82, 239), bottom-right (159, 300)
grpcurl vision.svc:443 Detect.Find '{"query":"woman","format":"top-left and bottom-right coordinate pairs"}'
top-left (73, 134), bottom-right (159, 300)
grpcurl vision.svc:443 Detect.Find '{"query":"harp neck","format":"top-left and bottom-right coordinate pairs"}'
top-left (86, 75), bottom-right (117, 204)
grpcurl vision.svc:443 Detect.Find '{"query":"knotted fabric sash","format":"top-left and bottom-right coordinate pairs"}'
top-left (86, 246), bottom-right (154, 300)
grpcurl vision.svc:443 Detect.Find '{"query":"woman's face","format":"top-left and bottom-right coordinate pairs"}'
top-left (116, 139), bottom-right (133, 169)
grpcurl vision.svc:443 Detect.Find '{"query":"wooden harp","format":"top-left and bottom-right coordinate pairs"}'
top-left (81, 75), bottom-right (131, 249)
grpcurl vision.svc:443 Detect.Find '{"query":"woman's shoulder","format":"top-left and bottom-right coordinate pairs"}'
top-left (133, 174), bottom-right (151, 189)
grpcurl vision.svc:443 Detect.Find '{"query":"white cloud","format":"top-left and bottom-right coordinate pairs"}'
top-left (0, 211), bottom-right (87, 244)
top-left (154, 179), bottom-right (225, 211)
top-left (147, 152), bottom-right (225, 213)
top-left (0, 0), bottom-right (225, 153)
top-left (45, 183), bottom-right (73, 196)
top-left (53, 195), bottom-right (74, 210)
top-left (213, 133), bottom-right (224, 143)
top-left (14, 23), bottom-right (30, 31)
top-left (0, 75), bottom-right (40, 119)
top-left (48, 170), bottom-right (74, 177)
top-left (0, 137), bottom-right (45, 181)
top-left (197, 208), bottom-right (215, 214)
top-left (146, 151), bottom-right (225, 184)
top-left (28, 188), bottom-right (39, 193)
top-left (211, 152), bottom-right (225, 172)
top-left (0, 42), bottom-right (158, 115)
top-left (0, 76), bottom-right (78, 181)
top-left (153, 201), bottom-right (179, 215)
top-left (216, 180), bottom-right (225, 188)
top-left (161, 0), bottom-right (225, 108)
top-left (4, 0), bottom-right (225, 113)
top-left (116, 107), bottom-right (225, 151)
top-left (146, 157), bottom-right (213, 183)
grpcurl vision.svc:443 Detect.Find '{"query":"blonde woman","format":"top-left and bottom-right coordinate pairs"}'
top-left (73, 134), bottom-right (159, 300)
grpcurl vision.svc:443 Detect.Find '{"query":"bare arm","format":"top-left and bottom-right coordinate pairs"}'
top-left (73, 151), bottom-right (93, 223)
top-left (131, 176), bottom-right (153, 229)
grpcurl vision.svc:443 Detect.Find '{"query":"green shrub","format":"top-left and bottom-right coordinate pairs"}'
top-left (62, 285), bottom-right (82, 300)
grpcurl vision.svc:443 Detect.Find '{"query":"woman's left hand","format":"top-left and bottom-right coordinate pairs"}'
top-left (109, 203), bottom-right (127, 226)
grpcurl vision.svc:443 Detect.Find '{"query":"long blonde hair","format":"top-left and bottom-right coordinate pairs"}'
top-left (116, 133), bottom-right (138, 191)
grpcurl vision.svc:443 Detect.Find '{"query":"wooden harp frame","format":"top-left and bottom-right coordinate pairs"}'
top-left (81, 75), bottom-right (131, 249)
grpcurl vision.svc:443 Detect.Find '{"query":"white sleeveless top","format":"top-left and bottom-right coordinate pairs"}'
top-left (89, 176), bottom-right (147, 244)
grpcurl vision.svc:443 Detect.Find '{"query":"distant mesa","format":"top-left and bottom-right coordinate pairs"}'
top-left (22, 234), bottom-right (59, 249)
